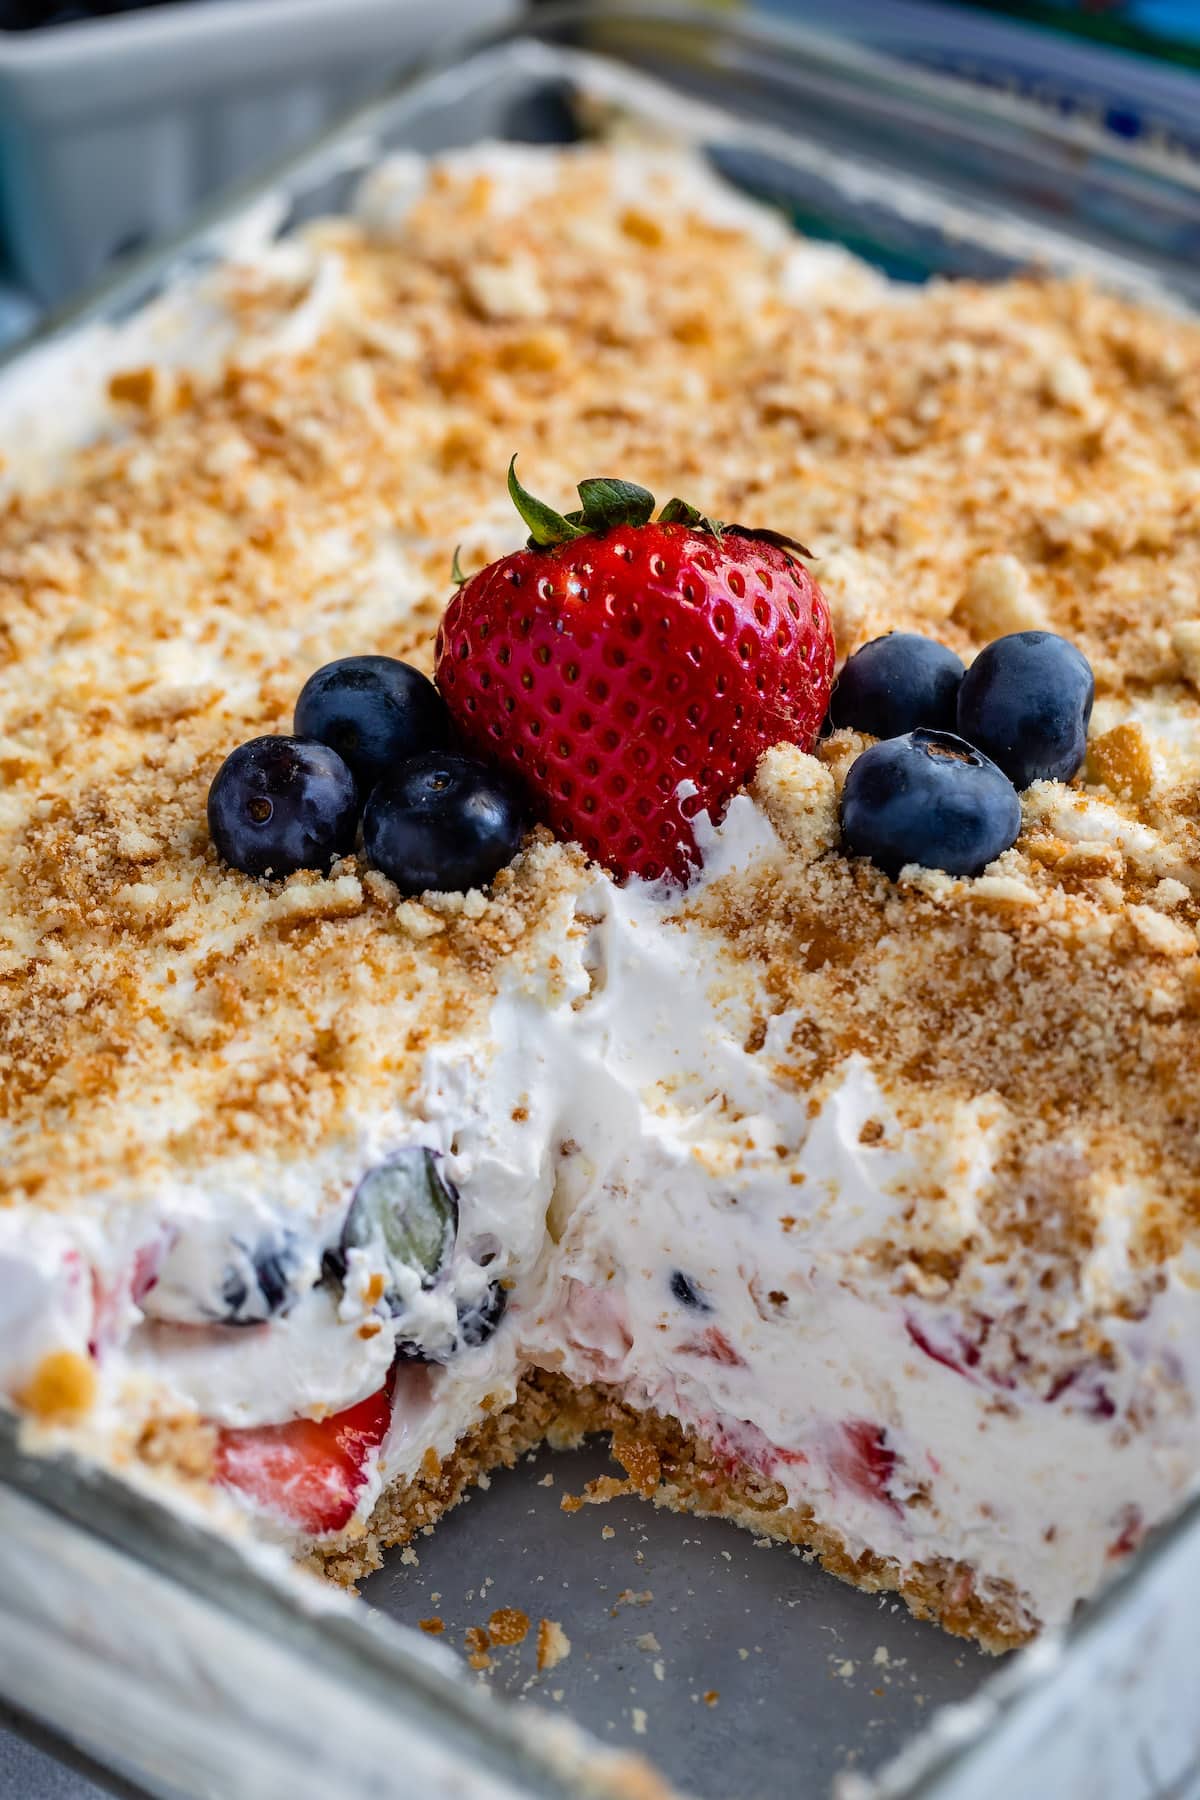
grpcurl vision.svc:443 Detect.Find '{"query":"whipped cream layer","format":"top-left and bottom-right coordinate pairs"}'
top-left (383, 792), bottom-right (1200, 1636)
top-left (5, 781), bottom-right (1193, 1638)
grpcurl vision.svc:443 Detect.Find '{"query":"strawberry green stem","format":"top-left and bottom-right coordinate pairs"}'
top-left (507, 456), bottom-right (588, 547)
top-left (503, 455), bottom-right (814, 559)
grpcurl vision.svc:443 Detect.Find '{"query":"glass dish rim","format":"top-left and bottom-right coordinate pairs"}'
top-left (3, 7), bottom-right (1199, 1796)
top-left (4, 0), bottom-right (1200, 378)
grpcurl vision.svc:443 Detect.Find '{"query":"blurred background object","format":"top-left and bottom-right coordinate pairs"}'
top-left (3, 0), bottom-right (1200, 340)
top-left (2, 2), bottom-right (180, 25)
top-left (751, 0), bottom-right (1200, 152)
top-left (954, 2), bottom-right (1200, 59)
top-left (0, 0), bottom-right (518, 310)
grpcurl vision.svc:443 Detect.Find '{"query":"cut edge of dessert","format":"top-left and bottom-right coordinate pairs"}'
top-left (4, 140), bottom-right (1199, 1674)
top-left (314, 1375), bottom-right (1040, 1655)
top-left (177, 463), bottom-right (1091, 1654)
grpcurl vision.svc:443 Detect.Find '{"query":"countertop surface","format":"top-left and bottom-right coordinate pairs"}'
top-left (0, 1712), bottom-right (126, 1799)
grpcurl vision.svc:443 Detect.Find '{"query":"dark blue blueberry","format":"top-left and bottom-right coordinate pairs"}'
top-left (670, 1271), bottom-right (712, 1312)
top-left (235, 1243), bottom-right (294, 1319)
top-left (339, 1151), bottom-right (458, 1313)
top-left (294, 656), bottom-right (449, 794)
top-left (395, 1281), bottom-right (508, 1364)
top-left (827, 633), bottom-right (964, 738)
top-left (143, 1231), bottom-right (306, 1326)
top-left (455, 1281), bottom-right (508, 1351)
top-left (840, 729), bottom-right (1021, 879)
top-left (363, 752), bottom-right (522, 895)
top-left (217, 1235), bottom-right (306, 1325)
top-left (956, 631), bottom-right (1094, 790)
top-left (207, 735), bottom-right (358, 878)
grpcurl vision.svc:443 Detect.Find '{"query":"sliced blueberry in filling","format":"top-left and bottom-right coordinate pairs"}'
top-left (143, 1230), bottom-right (307, 1327)
top-left (220, 1241), bottom-right (294, 1322)
top-left (670, 1270), bottom-right (712, 1312)
top-left (455, 1281), bottom-right (508, 1351)
top-left (395, 1280), bottom-right (509, 1364)
top-left (339, 1149), bottom-right (458, 1313)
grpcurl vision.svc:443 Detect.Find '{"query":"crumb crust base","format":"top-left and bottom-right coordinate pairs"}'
top-left (313, 1371), bottom-right (1035, 1654)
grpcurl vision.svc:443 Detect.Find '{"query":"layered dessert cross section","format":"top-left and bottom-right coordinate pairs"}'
top-left (1, 144), bottom-right (1198, 1653)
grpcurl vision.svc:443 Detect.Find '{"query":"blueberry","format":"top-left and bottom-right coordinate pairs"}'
top-left (956, 631), bottom-right (1094, 789)
top-left (840, 729), bottom-right (1021, 878)
top-left (227, 1245), bottom-right (290, 1319)
top-left (670, 1271), bottom-right (712, 1312)
top-left (828, 632), bottom-right (964, 738)
top-left (294, 656), bottom-right (449, 794)
top-left (339, 1150), bottom-right (458, 1313)
top-left (207, 736), bottom-right (358, 878)
top-left (455, 1281), bottom-right (508, 1351)
top-left (142, 1230), bottom-right (307, 1326)
top-left (363, 752), bottom-right (522, 895)
top-left (395, 1281), bottom-right (508, 1364)
top-left (217, 1236), bottom-right (305, 1325)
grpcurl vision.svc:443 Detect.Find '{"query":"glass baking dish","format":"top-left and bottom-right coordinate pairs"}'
top-left (2, 7), bottom-right (1200, 1797)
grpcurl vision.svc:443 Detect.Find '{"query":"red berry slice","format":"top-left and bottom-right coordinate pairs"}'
top-left (215, 1383), bottom-right (392, 1536)
top-left (831, 1419), bottom-right (901, 1516)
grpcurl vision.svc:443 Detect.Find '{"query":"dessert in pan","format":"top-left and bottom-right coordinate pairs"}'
top-left (1, 143), bottom-right (1198, 1656)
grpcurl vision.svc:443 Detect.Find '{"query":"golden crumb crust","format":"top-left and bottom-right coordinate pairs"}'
top-left (0, 144), bottom-right (1197, 1260)
top-left (315, 1371), bottom-right (1034, 1653)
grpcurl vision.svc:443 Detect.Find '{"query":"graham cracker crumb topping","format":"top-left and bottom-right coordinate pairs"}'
top-left (0, 143), bottom-right (1197, 1280)
top-left (536, 1617), bottom-right (572, 1671)
top-left (487, 1606), bottom-right (531, 1646)
top-left (17, 1350), bottom-right (98, 1423)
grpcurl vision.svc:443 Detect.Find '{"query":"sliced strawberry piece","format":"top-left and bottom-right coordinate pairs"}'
top-left (89, 1233), bottom-right (174, 1360)
top-left (130, 1238), bottom-right (168, 1303)
top-left (905, 1315), bottom-right (987, 1382)
top-left (708, 1417), bottom-right (802, 1483)
top-left (678, 1326), bottom-right (748, 1368)
top-left (831, 1419), bottom-right (901, 1517)
top-left (215, 1384), bottom-right (392, 1536)
top-left (1107, 1504), bottom-right (1143, 1560)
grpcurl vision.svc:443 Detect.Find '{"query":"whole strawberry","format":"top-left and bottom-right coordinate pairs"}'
top-left (435, 460), bottom-right (835, 883)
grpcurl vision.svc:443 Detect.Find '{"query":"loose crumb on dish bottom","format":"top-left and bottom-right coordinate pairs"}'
top-left (312, 1372), bottom-right (1034, 1654)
